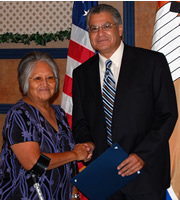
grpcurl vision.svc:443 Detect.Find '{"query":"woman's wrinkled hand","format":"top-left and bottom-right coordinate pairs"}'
top-left (72, 143), bottom-right (89, 161)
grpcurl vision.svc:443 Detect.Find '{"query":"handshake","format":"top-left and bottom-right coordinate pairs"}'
top-left (72, 142), bottom-right (95, 162)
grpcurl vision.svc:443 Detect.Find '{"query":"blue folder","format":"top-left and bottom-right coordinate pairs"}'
top-left (71, 143), bottom-right (142, 200)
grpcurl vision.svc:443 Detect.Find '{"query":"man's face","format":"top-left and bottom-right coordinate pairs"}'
top-left (88, 11), bottom-right (123, 58)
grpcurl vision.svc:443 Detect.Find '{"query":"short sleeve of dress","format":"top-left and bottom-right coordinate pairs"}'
top-left (4, 106), bottom-right (40, 146)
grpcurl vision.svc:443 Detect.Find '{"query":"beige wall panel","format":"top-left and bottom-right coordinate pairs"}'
top-left (169, 79), bottom-right (180, 199)
top-left (135, 1), bottom-right (157, 50)
top-left (0, 115), bottom-right (6, 151)
top-left (0, 59), bottom-right (23, 103)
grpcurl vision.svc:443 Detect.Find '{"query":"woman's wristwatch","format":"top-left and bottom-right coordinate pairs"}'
top-left (72, 193), bottom-right (80, 199)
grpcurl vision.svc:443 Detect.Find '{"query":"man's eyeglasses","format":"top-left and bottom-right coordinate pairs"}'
top-left (88, 23), bottom-right (117, 33)
top-left (29, 76), bottom-right (57, 84)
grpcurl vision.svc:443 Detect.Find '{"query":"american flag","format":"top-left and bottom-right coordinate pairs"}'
top-left (152, 2), bottom-right (180, 200)
top-left (61, 1), bottom-right (97, 129)
top-left (61, 2), bottom-right (97, 199)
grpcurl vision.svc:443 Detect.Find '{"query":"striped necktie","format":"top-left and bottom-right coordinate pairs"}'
top-left (102, 59), bottom-right (116, 146)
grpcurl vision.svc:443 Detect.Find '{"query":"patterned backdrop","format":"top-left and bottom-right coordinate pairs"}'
top-left (0, 1), bottom-right (73, 34)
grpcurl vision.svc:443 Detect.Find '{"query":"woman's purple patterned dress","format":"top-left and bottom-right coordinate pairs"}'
top-left (0, 100), bottom-right (76, 200)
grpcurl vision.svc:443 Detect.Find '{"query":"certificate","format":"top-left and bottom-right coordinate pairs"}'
top-left (71, 143), bottom-right (142, 200)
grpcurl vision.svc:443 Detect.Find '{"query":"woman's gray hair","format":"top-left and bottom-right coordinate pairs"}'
top-left (86, 4), bottom-right (122, 28)
top-left (18, 51), bottom-right (59, 95)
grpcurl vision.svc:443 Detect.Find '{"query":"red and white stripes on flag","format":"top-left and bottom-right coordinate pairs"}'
top-left (61, 2), bottom-right (97, 200)
top-left (61, 2), bottom-right (96, 128)
top-left (61, 24), bottom-right (94, 128)
top-left (152, 1), bottom-right (180, 82)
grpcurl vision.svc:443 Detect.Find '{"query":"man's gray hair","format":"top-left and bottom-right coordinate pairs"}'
top-left (86, 4), bottom-right (122, 29)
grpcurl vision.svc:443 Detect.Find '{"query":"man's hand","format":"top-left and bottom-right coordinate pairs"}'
top-left (83, 142), bottom-right (95, 162)
top-left (117, 153), bottom-right (145, 177)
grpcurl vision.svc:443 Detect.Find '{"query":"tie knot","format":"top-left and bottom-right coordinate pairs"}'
top-left (105, 59), bottom-right (112, 69)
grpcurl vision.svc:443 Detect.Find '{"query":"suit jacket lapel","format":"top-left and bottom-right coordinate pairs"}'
top-left (88, 55), bottom-right (103, 100)
top-left (87, 55), bottom-right (107, 142)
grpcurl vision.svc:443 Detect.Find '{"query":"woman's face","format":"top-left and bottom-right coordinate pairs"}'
top-left (27, 61), bottom-right (56, 103)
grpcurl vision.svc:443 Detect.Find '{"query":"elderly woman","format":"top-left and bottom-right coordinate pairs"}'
top-left (0, 51), bottom-right (89, 200)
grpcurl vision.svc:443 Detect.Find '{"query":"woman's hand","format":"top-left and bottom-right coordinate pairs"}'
top-left (72, 143), bottom-right (89, 161)
top-left (11, 141), bottom-right (91, 171)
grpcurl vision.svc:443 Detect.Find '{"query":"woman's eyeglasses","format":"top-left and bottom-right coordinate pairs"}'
top-left (29, 76), bottom-right (57, 84)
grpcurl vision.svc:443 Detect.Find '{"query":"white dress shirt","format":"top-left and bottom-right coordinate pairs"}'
top-left (99, 41), bottom-right (124, 90)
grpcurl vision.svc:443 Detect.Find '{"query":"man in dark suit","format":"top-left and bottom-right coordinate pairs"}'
top-left (72, 4), bottom-right (178, 200)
